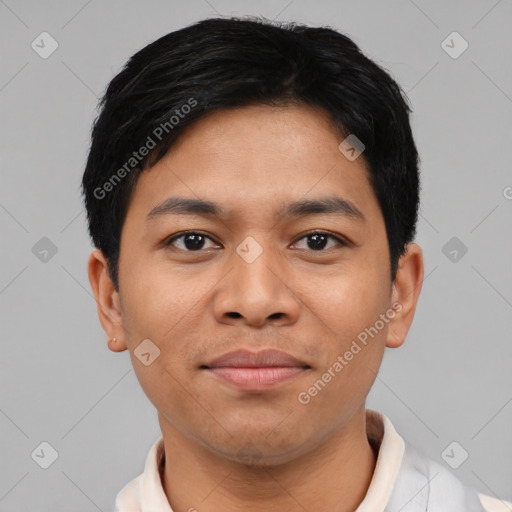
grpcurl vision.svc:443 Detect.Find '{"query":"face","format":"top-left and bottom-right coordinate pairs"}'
top-left (92, 104), bottom-right (422, 466)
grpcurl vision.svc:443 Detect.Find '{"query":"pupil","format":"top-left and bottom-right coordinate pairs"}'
top-left (185, 234), bottom-right (204, 250)
top-left (308, 233), bottom-right (327, 250)
top-left (182, 234), bottom-right (328, 251)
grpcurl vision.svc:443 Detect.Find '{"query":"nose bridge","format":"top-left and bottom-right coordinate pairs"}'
top-left (232, 234), bottom-right (286, 298)
top-left (213, 233), bottom-right (300, 326)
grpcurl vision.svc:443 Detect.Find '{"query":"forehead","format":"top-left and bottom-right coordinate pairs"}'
top-left (125, 104), bottom-right (383, 229)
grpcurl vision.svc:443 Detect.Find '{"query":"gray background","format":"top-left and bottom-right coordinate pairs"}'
top-left (1, 0), bottom-right (511, 510)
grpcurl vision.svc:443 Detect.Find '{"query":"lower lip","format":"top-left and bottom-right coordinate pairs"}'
top-left (206, 367), bottom-right (306, 391)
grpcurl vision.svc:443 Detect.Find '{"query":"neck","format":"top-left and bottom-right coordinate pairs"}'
top-left (159, 406), bottom-right (377, 512)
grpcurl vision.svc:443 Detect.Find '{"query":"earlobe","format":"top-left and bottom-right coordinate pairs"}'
top-left (107, 337), bottom-right (126, 353)
top-left (386, 243), bottom-right (424, 349)
top-left (87, 249), bottom-right (128, 352)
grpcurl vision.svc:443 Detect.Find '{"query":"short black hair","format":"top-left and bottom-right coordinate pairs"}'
top-left (82, 16), bottom-right (420, 292)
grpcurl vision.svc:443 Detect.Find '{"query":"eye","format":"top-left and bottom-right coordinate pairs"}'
top-left (293, 231), bottom-right (347, 252)
top-left (163, 230), bottom-right (347, 253)
top-left (164, 231), bottom-right (219, 252)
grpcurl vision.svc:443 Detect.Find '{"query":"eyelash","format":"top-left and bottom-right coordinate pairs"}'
top-left (163, 230), bottom-right (347, 252)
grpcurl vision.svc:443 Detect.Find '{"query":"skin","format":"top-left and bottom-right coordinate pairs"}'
top-left (88, 104), bottom-right (423, 512)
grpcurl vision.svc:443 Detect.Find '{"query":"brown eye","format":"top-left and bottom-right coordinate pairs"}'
top-left (165, 232), bottom-right (218, 251)
top-left (293, 231), bottom-right (346, 251)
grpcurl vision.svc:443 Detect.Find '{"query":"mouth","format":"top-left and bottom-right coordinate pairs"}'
top-left (200, 349), bottom-right (311, 392)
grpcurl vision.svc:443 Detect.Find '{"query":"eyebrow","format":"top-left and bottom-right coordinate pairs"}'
top-left (146, 196), bottom-right (365, 223)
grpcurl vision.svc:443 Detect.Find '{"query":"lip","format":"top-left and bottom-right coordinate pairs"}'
top-left (201, 349), bottom-right (311, 391)
top-left (204, 348), bottom-right (309, 369)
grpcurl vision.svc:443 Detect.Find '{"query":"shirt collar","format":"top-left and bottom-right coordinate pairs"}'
top-left (115, 409), bottom-right (404, 512)
top-left (355, 409), bottom-right (405, 511)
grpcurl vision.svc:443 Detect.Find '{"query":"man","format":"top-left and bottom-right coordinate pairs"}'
top-left (82, 16), bottom-right (511, 511)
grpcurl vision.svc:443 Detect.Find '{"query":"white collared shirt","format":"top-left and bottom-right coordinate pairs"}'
top-left (114, 409), bottom-right (511, 511)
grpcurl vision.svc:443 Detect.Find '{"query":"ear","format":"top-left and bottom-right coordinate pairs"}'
top-left (386, 242), bottom-right (424, 349)
top-left (87, 249), bottom-right (127, 352)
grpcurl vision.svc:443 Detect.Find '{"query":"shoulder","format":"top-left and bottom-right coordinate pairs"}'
top-left (478, 493), bottom-right (512, 512)
top-left (113, 475), bottom-right (141, 511)
top-left (389, 439), bottom-right (509, 512)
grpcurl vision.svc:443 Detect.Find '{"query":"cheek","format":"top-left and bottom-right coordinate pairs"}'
top-left (118, 270), bottom-right (192, 397)
top-left (120, 257), bottom-right (200, 341)
top-left (295, 352), bottom-right (381, 434)
top-left (295, 263), bottom-right (390, 402)
top-left (129, 352), bottom-right (200, 437)
top-left (119, 261), bottom-right (223, 387)
top-left (296, 300), bottom-right (387, 418)
top-left (300, 264), bottom-right (389, 340)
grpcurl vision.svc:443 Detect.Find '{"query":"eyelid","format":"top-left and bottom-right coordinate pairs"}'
top-left (291, 230), bottom-right (348, 250)
top-left (163, 230), bottom-right (220, 249)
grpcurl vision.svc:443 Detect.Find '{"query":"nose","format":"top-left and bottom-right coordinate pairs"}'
top-left (212, 243), bottom-right (301, 328)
